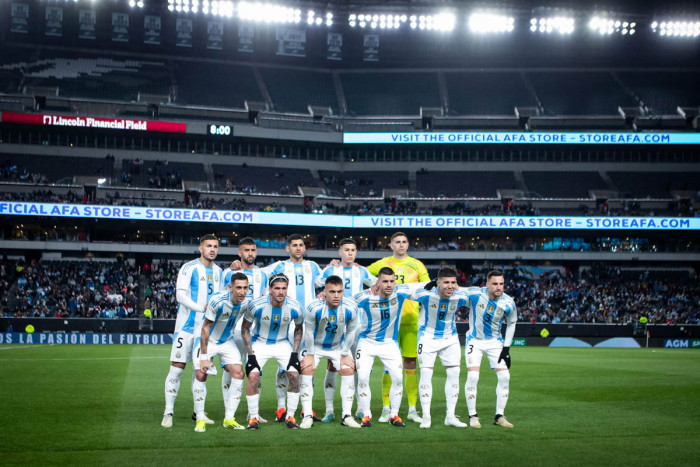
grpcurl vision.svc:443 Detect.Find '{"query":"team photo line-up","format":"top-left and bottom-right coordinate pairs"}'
top-left (162, 231), bottom-right (516, 432)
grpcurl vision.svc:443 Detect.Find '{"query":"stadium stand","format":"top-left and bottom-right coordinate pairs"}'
top-left (608, 171), bottom-right (700, 198)
top-left (341, 72), bottom-right (440, 116)
top-left (1, 155), bottom-right (113, 184)
top-left (321, 170), bottom-right (409, 196)
top-left (212, 164), bottom-right (316, 194)
top-left (445, 72), bottom-right (535, 115)
top-left (527, 72), bottom-right (636, 116)
top-left (619, 71), bottom-right (700, 115)
top-left (120, 159), bottom-right (206, 188)
top-left (416, 170), bottom-right (518, 198)
top-left (522, 171), bottom-right (607, 198)
top-left (173, 60), bottom-right (261, 108)
top-left (259, 68), bottom-right (337, 114)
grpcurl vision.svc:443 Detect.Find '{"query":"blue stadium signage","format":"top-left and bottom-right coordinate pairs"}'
top-left (1, 202), bottom-right (698, 231)
top-left (343, 132), bottom-right (700, 145)
top-left (0, 332), bottom-right (172, 345)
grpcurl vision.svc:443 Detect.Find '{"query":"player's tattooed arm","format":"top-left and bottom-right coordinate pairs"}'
top-left (292, 323), bottom-right (303, 353)
top-left (241, 319), bottom-right (254, 355)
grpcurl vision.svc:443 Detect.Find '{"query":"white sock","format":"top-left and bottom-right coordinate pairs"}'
top-left (445, 367), bottom-right (460, 418)
top-left (388, 368), bottom-right (403, 418)
top-left (465, 371), bottom-right (480, 416)
top-left (222, 371), bottom-right (232, 419)
top-left (226, 378), bottom-right (244, 420)
top-left (192, 378), bottom-right (207, 420)
top-left (286, 391), bottom-right (300, 419)
top-left (419, 367), bottom-right (433, 419)
top-left (164, 366), bottom-right (184, 415)
top-left (276, 371), bottom-right (288, 410)
top-left (324, 369), bottom-right (337, 414)
top-left (340, 375), bottom-right (355, 417)
top-left (246, 393), bottom-right (260, 419)
top-left (300, 374), bottom-right (314, 418)
top-left (357, 369), bottom-right (372, 419)
top-left (496, 370), bottom-right (510, 416)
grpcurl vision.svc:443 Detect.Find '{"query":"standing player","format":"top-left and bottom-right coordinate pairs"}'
top-left (462, 270), bottom-right (517, 429)
top-left (367, 232), bottom-right (430, 423)
top-left (161, 234), bottom-right (222, 428)
top-left (353, 267), bottom-right (421, 428)
top-left (222, 237), bottom-right (268, 423)
top-left (314, 238), bottom-right (374, 422)
top-left (241, 273), bottom-right (305, 430)
top-left (410, 267), bottom-right (469, 428)
top-left (193, 273), bottom-right (250, 432)
top-left (299, 275), bottom-right (362, 429)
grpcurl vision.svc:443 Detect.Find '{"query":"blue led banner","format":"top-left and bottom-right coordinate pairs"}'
top-left (343, 132), bottom-right (700, 145)
top-left (1, 202), bottom-right (698, 231)
top-left (0, 332), bottom-right (172, 345)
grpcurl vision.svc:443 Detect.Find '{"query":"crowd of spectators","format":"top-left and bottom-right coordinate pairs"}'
top-left (4, 259), bottom-right (141, 319)
top-left (1, 258), bottom-right (696, 326)
top-left (1, 163), bottom-right (48, 185)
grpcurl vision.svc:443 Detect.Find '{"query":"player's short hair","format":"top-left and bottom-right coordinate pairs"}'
top-left (390, 232), bottom-right (408, 242)
top-left (338, 238), bottom-right (356, 248)
top-left (238, 237), bottom-right (256, 246)
top-left (487, 270), bottom-right (504, 281)
top-left (325, 275), bottom-right (344, 287)
top-left (377, 267), bottom-right (396, 278)
top-left (199, 233), bottom-right (218, 244)
top-left (437, 267), bottom-right (458, 279)
top-left (229, 272), bottom-right (249, 285)
top-left (268, 273), bottom-right (289, 287)
top-left (287, 233), bottom-right (304, 245)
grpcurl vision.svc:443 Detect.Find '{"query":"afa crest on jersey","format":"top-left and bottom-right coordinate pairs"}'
top-left (329, 315), bottom-right (336, 323)
top-left (487, 305), bottom-right (495, 312)
top-left (273, 314), bottom-right (280, 321)
top-left (440, 304), bottom-right (447, 311)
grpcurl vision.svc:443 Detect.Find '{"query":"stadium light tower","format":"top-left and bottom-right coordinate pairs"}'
top-left (529, 16), bottom-right (574, 34)
top-left (468, 12), bottom-right (515, 34)
top-left (651, 20), bottom-right (700, 37)
top-left (589, 16), bottom-right (636, 36)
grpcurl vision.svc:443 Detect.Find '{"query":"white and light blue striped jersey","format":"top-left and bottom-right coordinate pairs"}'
top-left (243, 295), bottom-right (304, 345)
top-left (263, 260), bottom-right (322, 309)
top-left (304, 298), bottom-right (360, 355)
top-left (222, 267), bottom-right (268, 300)
top-left (202, 291), bottom-right (249, 346)
top-left (463, 289), bottom-right (517, 346)
top-left (175, 259), bottom-right (222, 335)
top-left (411, 288), bottom-right (469, 340)
top-left (314, 264), bottom-right (374, 296)
top-left (353, 284), bottom-right (415, 344)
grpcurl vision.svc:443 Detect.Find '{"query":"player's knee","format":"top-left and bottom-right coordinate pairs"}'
top-left (467, 371), bottom-right (480, 385)
top-left (230, 367), bottom-right (244, 380)
top-left (338, 367), bottom-right (353, 376)
top-left (496, 370), bottom-right (510, 383)
top-left (403, 358), bottom-right (417, 370)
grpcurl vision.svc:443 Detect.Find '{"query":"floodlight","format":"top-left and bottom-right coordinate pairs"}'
top-left (469, 13), bottom-right (515, 34)
top-left (530, 16), bottom-right (574, 34)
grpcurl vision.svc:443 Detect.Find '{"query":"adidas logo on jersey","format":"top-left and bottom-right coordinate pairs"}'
top-left (200, 277), bottom-right (205, 282)
top-left (262, 316), bottom-right (270, 321)
top-left (430, 303), bottom-right (437, 309)
top-left (477, 303), bottom-right (485, 311)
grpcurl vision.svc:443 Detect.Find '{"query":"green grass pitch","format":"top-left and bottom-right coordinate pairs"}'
top-left (1, 345), bottom-right (699, 466)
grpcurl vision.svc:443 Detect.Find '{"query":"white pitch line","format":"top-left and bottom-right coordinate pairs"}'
top-left (1, 356), bottom-right (166, 361)
top-left (0, 345), bottom-right (37, 351)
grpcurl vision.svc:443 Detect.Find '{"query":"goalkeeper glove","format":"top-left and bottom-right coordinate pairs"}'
top-left (287, 352), bottom-right (301, 373)
top-left (424, 279), bottom-right (438, 291)
top-left (245, 354), bottom-right (261, 377)
top-left (498, 346), bottom-right (511, 369)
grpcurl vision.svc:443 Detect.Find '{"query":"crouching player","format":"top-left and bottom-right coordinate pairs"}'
top-left (193, 272), bottom-right (250, 432)
top-left (241, 273), bottom-right (305, 430)
top-left (299, 275), bottom-right (361, 429)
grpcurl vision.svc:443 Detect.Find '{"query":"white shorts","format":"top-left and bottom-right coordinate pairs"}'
top-left (308, 348), bottom-right (342, 371)
top-left (464, 337), bottom-right (507, 370)
top-left (417, 335), bottom-right (461, 368)
top-left (251, 341), bottom-right (297, 374)
top-left (193, 339), bottom-right (242, 370)
top-left (232, 329), bottom-right (246, 360)
top-left (170, 331), bottom-right (195, 363)
top-left (355, 339), bottom-right (403, 375)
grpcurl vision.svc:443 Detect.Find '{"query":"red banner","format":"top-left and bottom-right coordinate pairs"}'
top-left (1, 112), bottom-right (187, 133)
